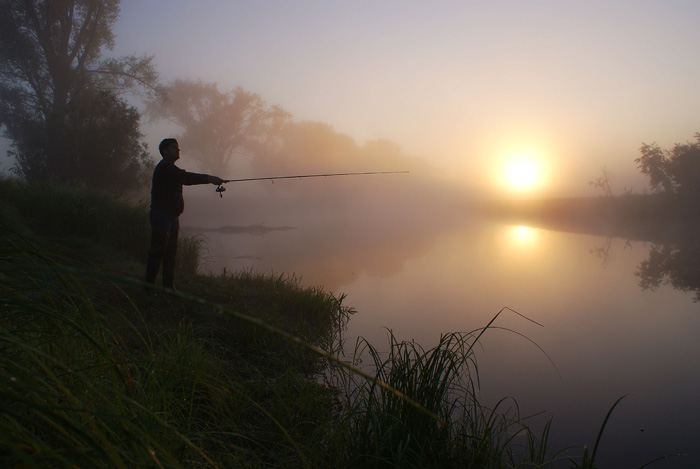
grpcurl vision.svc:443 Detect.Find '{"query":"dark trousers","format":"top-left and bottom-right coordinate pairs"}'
top-left (145, 209), bottom-right (179, 288)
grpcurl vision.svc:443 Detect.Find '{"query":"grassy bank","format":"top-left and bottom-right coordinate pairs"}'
top-left (1, 178), bottom-right (639, 468)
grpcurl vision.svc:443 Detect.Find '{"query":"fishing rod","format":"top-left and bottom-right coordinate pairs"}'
top-left (215, 170), bottom-right (408, 197)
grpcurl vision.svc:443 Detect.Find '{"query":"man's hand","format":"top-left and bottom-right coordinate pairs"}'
top-left (208, 176), bottom-right (225, 185)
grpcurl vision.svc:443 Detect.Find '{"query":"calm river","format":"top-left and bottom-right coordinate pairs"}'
top-left (183, 193), bottom-right (700, 468)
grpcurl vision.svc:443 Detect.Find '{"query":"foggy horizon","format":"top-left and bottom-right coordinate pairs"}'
top-left (3, 1), bottom-right (699, 200)
top-left (99, 0), bottom-right (699, 200)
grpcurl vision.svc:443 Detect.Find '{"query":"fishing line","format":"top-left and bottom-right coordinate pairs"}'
top-left (215, 171), bottom-right (408, 197)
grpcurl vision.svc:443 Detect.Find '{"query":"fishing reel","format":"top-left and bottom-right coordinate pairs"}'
top-left (215, 184), bottom-right (226, 198)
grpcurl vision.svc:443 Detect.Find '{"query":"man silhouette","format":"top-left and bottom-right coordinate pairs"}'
top-left (145, 138), bottom-right (225, 291)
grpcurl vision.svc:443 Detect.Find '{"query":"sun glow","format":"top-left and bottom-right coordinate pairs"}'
top-left (496, 144), bottom-right (547, 194)
top-left (510, 225), bottom-right (537, 245)
top-left (478, 137), bottom-right (556, 196)
top-left (504, 225), bottom-right (542, 256)
top-left (506, 158), bottom-right (538, 188)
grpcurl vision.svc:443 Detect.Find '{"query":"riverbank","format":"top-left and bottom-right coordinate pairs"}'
top-left (1, 177), bottom-right (641, 467)
top-left (1, 178), bottom-right (352, 467)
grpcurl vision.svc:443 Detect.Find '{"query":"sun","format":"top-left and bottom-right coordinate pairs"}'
top-left (502, 154), bottom-right (543, 192)
top-left (481, 140), bottom-right (553, 195)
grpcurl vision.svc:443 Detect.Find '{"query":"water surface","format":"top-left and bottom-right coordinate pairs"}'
top-left (183, 198), bottom-right (700, 468)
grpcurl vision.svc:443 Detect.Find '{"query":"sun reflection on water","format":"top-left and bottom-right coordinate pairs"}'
top-left (509, 225), bottom-right (538, 246)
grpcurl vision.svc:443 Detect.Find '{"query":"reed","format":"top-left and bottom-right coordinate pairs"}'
top-left (325, 326), bottom-right (646, 468)
top-left (324, 326), bottom-right (538, 468)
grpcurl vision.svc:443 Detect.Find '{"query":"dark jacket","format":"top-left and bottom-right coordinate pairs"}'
top-left (150, 159), bottom-right (210, 216)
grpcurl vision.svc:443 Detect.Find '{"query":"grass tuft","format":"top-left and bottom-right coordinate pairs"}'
top-left (176, 234), bottom-right (207, 276)
top-left (326, 326), bottom-right (558, 468)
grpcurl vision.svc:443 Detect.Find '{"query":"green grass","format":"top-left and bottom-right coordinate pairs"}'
top-left (1, 235), bottom-right (344, 467)
top-left (177, 234), bottom-right (207, 276)
top-left (0, 177), bottom-right (658, 468)
top-left (326, 324), bottom-right (559, 468)
top-left (0, 177), bottom-right (150, 259)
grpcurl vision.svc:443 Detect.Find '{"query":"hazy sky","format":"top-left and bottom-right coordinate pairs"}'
top-left (99, 1), bottom-right (700, 196)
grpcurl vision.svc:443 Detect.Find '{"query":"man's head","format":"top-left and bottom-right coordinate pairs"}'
top-left (159, 138), bottom-right (180, 162)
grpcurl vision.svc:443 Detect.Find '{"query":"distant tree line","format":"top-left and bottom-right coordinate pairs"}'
top-left (15, 1), bottom-right (697, 201)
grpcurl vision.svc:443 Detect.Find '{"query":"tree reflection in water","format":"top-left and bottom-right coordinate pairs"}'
top-left (589, 237), bottom-right (632, 269)
top-left (636, 241), bottom-right (700, 302)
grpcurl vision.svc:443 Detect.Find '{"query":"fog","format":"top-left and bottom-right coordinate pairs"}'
top-left (5, 2), bottom-right (700, 199)
top-left (110, 1), bottom-right (700, 200)
top-left (179, 154), bottom-right (474, 290)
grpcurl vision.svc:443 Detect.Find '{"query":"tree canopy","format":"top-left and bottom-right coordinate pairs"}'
top-left (0, 0), bottom-right (158, 191)
top-left (635, 133), bottom-right (700, 197)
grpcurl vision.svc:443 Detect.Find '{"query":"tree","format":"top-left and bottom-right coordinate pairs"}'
top-left (0, 0), bottom-right (158, 190)
top-left (62, 89), bottom-right (151, 190)
top-left (146, 80), bottom-right (289, 176)
top-left (665, 134), bottom-right (700, 197)
top-left (635, 143), bottom-right (673, 193)
top-left (635, 133), bottom-right (700, 196)
top-left (588, 166), bottom-right (613, 197)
